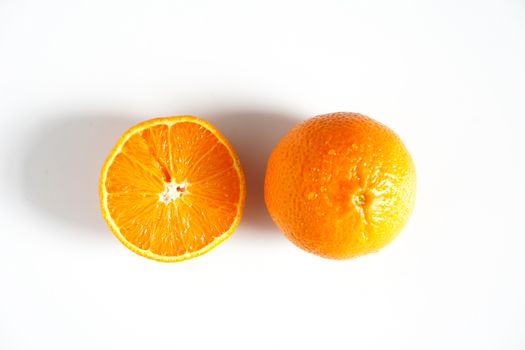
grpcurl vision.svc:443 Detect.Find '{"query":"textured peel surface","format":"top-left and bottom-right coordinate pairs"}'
top-left (264, 112), bottom-right (416, 259)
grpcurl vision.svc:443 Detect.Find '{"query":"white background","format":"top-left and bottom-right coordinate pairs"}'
top-left (1, 0), bottom-right (524, 349)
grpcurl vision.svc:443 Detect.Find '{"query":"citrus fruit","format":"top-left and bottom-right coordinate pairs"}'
top-left (99, 116), bottom-right (245, 262)
top-left (264, 112), bottom-right (416, 259)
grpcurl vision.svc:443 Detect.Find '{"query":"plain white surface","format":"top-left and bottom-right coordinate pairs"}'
top-left (1, 0), bottom-right (524, 349)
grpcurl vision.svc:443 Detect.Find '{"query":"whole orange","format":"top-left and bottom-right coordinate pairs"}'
top-left (264, 112), bottom-right (416, 259)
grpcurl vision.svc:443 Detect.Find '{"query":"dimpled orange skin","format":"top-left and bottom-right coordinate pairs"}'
top-left (264, 112), bottom-right (416, 259)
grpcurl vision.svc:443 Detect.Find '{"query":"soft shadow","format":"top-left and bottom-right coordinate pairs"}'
top-left (207, 110), bottom-right (300, 230)
top-left (22, 116), bottom-right (137, 233)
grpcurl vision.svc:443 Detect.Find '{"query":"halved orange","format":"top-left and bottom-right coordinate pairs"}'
top-left (99, 116), bottom-right (245, 262)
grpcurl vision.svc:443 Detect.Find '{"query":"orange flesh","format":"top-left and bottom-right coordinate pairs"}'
top-left (100, 117), bottom-right (244, 261)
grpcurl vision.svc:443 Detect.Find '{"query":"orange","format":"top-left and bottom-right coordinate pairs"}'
top-left (264, 112), bottom-right (416, 259)
top-left (99, 116), bottom-right (245, 262)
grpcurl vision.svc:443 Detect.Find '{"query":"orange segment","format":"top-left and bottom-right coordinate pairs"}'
top-left (99, 116), bottom-right (245, 262)
top-left (105, 152), bottom-right (165, 194)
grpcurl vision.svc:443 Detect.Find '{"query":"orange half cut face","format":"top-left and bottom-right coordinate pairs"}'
top-left (99, 116), bottom-right (245, 262)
